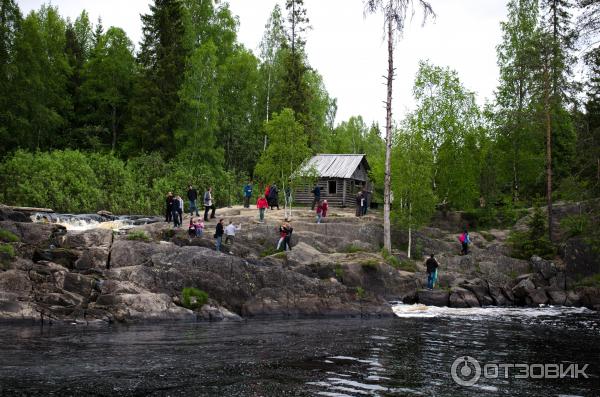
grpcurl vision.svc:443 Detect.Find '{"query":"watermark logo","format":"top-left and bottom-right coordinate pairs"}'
top-left (451, 356), bottom-right (590, 387)
top-left (451, 356), bottom-right (481, 386)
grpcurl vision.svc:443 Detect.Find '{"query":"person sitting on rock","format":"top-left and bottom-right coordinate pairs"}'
top-left (194, 218), bottom-right (205, 237)
top-left (188, 218), bottom-right (196, 239)
top-left (425, 253), bottom-right (439, 290)
top-left (276, 222), bottom-right (292, 251)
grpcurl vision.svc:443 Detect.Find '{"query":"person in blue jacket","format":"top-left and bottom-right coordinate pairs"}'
top-left (243, 181), bottom-right (253, 208)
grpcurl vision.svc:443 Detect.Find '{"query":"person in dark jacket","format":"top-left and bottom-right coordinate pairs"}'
top-left (214, 219), bottom-right (224, 252)
top-left (171, 195), bottom-right (182, 228)
top-left (243, 182), bottom-right (253, 208)
top-left (268, 184), bottom-right (279, 210)
top-left (187, 185), bottom-right (199, 216)
top-left (361, 189), bottom-right (369, 216)
top-left (425, 254), bottom-right (439, 290)
top-left (165, 192), bottom-right (174, 222)
top-left (311, 185), bottom-right (321, 210)
top-left (355, 191), bottom-right (363, 217)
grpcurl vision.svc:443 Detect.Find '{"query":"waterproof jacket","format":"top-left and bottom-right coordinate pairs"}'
top-left (187, 188), bottom-right (198, 201)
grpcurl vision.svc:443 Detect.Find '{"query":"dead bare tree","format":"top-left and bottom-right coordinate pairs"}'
top-left (363, 0), bottom-right (435, 252)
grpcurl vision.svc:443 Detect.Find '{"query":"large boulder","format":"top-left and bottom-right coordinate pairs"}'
top-left (449, 287), bottom-right (480, 308)
top-left (577, 287), bottom-right (600, 310)
top-left (93, 292), bottom-right (194, 321)
top-left (417, 289), bottom-right (450, 306)
top-left (460, 278), bottom-right (494, 306)
top-left (530, 256), bottom-right (558, 280)
top-left (563, 237), bottom-right (600, 278)
top-left (0, 207), bottom-right (31, 222)
top-left (526, 288), bottom-right (549, 306)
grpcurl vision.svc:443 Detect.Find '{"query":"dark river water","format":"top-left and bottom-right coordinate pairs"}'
top-left (1, 305), bottom-right (599, 397)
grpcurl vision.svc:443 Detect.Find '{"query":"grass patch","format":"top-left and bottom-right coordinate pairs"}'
top-left (127, 230), bottom-right (151, 241)
top-left (273, 252), bottom-right (287, 259)
top-left (381, 248), bottom-right (402, 268)
top-left (260, 247), bottom-right (279, 257)
top-left (181, 287), bottom-right (208, 309)
top-left (360, 259), bottom-right (379, 271)
top-left (480, 231), bottom-right (495, 242)
top-left (573, 274), bottom-right (600, 289)
top-left (0, 243), bottom-right (15, 258)
top-left (397, 260), bottom-right (417, 272)
top-left (345, 244), bottom-right (365, 253)
top-left (161, 229), bottom-right (176, 240)
top-left (0, 229), bottom-right (19, 243)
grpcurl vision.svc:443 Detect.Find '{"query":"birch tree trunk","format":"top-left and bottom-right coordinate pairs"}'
top-left (383, 16), bottom-right (394, 253)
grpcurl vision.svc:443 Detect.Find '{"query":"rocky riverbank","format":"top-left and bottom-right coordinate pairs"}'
top-left (0, 203), bottom-right (598, 324)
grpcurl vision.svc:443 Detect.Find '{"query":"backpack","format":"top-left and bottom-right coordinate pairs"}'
top-left (459, 233), bottom-right (466, 243)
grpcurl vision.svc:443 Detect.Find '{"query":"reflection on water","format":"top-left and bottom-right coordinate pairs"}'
top-left (0, 306), bottom-right (598, 396)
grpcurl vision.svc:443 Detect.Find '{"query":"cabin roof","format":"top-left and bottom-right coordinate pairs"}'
top-left (301, 154), bottom-right (369, 179)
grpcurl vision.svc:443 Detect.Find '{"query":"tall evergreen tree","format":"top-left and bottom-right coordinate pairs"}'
top-left (0, 0), bottom-right (21, 155)
top-left (125, 0), bottom-right (188, 156)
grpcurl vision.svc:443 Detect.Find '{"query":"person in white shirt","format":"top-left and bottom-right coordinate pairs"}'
top-left (224, 221), bottom-right (241, 254)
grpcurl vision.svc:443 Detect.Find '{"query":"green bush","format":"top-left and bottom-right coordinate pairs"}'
top-left (334, 263), bottom-right (343, 279)
top-left (462, 206), bottom-right (526, 230)
top-left (0, 229), bottom-right (19, 243)
top-left (480, 231), bottom-right (495, 242)
top-left (127, 230), bottom-right (151, 241)
top-left (260, 247), bottom-right (278, 257)
top-left (509, 207), bottom-right (555, 259)
top-left (181, 287), bottom-right (208, 309)
top-left (0, 243), bottom-right (16, 260)
top-left (560, 215), bottom-right (590, 239)
top-left (355, 286), bottom-right (365, 299)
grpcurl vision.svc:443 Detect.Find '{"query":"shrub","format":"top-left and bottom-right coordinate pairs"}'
top-left (381, 248), bottom-right (401, 267)
top-left (334, 263), bottom-right (343, 279)
top-left (127, 230), bottom-right (151, 241)
top-left (181, 287), bottom-right (208, 309)
top-left (560, 215), bottom-right (590, 239)
top-left (355, 286), bottom-right (365, 299)
top-left (0, 229), bottom-right (19, 243)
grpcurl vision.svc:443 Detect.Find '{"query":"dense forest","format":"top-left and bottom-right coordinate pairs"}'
top-left (0, 0), bottom-right (598, 226)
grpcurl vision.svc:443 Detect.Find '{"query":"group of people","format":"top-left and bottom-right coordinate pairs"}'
top-left (166, 185), bottom-right (216, 228)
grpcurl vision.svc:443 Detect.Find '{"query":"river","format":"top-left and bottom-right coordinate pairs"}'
top-left (0, 305), bottom-right (598, 396)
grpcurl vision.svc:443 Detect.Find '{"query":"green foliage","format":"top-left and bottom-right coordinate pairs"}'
top-left (0, 243), bottom-right (15, 258)
top-left (355, 286), bottom-right (365, 299)
top-left (126, 230), bottom-right (150, 242)
top-left (572, 273), bottom-right (600, 289)
top-left (397, 260), bottom-right (417, 273)
top-left (380, 248), bottom-right (401, 268)
top-left (480, 231), bottom-right (496, 242)
top-left (560, 215), bottom-right (590, 238)
top-left (260, 247), bottom-right (279, 257)
top-left (0, 229), bottom-right (19, 243)
top-left (181, 287), bottom-right (208, 309)
top-left (509, 207), bottom-right (556, 259)
top-left (462, 206), bottom-right (527, 229)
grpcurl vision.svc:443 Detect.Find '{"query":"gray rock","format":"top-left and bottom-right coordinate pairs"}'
top-left (545, 288), bottom-right (567, 306)
top-left (525, 288), bottom-right (548, 306)
top-left (197, 304), bottom-right (242, 322)
top-left (530, 256), bottom-right (557, 280)
top-left (489, 285), bottom-right (510, 306)
top-left (417, 290), bottom-right (450, 306)
top-left (460, 278), bottom-right (494, 306)
top-left (449, 287), bottom-right (480, 308)
top-left (512, 278), bottom-right (536, 300)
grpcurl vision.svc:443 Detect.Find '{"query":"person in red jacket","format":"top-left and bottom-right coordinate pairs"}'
top-left (256, 195), bottom-right (268, 223)
top-left (316, 199), bottom-right (329, 224)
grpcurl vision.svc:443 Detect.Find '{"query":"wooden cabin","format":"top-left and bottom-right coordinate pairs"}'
top-left (294, 154), bottom-right (372, 207)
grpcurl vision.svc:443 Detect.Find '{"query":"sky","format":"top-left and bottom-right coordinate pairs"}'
top-left (18, 0), bottom-right (508, 128)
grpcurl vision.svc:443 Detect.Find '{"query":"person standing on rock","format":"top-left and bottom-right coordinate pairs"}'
top-left (459, 230), bottom-right (471, 255)
top-left (355, 191), bottom-right (363, 217)
top-left (361, 189), bottom-right (369, 216)
top-left (284, 221), bottom-right (293, 251)
top-left (165, 192), bottom-right (174, 222)
top-left (256, 194), bottom-right (268, 223)
top-left (177, 195), bottom-right (184, 226)
top-left (204, 187), bottom-right (216, 221)
top-left (187, 185), bottom-right (199, 217)
top-left (311, 184), bottom-right (321, 210)
top-left (425, 253), bottom-right (439, 290)
top-left (214, 219), bottom-right (224, 252)
top-left (268, 184), bottom-right (280, 210)
top-left (264, 184), bottom-right (271, 207)
top-left (224, 221), bottom-right (241, 254)
top-left (316, 200), bottom-right (328, 224)
top-left (276, 222), bottom-right (292, 251)
top-left (243, 181), bottom-right (253, 208)
top-left (172, 195), bottom-right (182, 228)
